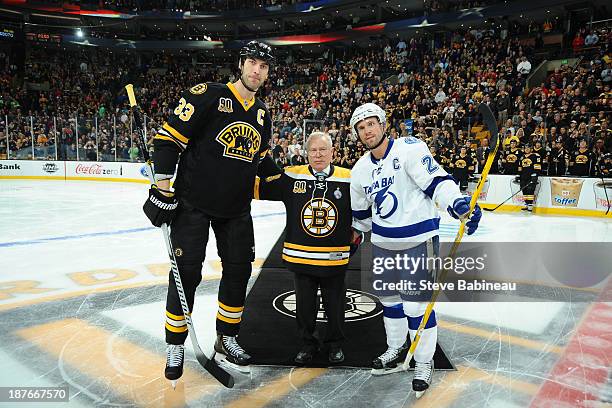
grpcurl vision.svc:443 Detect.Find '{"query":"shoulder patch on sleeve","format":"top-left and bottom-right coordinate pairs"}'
top-left (404, 136), bottom-right (420, 144)
top-left (265, 173), bottom-right (282, 182)
top-left (189, 83), bottom-right (208, 94)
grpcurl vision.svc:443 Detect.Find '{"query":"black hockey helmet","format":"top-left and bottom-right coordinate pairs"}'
top-left (240, 41), bottom-right (275, 66)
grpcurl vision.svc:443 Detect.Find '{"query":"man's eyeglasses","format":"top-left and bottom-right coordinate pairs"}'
top-left (308, 147), bottom-right (330, 155)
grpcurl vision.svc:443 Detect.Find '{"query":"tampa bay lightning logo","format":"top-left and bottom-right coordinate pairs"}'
top-left (140, 165), bottom-right (149, 178)
top-left (373, 185), bottom-right (398, 219)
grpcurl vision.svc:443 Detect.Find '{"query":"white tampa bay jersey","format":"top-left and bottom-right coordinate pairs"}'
top-left (351, 137), bottom-right (463, 248)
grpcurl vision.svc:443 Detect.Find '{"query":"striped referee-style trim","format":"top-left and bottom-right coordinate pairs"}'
top-left (284, 242), bottom-right (350, 252)
top-left (283, 248), bottom-right (350, 260)
top-left (153, 123), bottom-right (189, 150)
top-left (282, 242), bottom-right (350, 266)
top-left (165, 310), bottom-right (188, 333)
top-left (282, 254), bottom-right (349, 266)
top-left (216, 301), bottom-right (243, 324)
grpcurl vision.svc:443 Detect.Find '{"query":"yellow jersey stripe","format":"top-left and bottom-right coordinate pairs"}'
top-left (282, 254), bottom-right (349, 266)
top-left (284, 165), bottom-right (310, 176)
top-left (259, 148), bottom-right (269, 157)
top-left (216, 312), bottom-right (241, 324)
top-left (154, 134), bottom-right (184, 149)
top-left (333, 166), bottom-right (351, 178)
top-left (165, 322), bottom-right (188, 333)
top-left (218, 301), bottom-right (244, 313)
top-left (254, 177), bottom-right (260, 200)
top-left (284, 242), bottom-right (350, 252)
top-left (162, 123), bottom-right (189, 144)
top-left (165, 310), bottom-right (189, 320)
top-left (284, 165), bottom-right (351, 182)
top-left (265, 174), bottom-right (282, 182)
top-left (227, 82), bottom-right (255, 111)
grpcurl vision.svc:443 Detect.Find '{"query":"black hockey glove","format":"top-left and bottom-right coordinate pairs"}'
top-left (143, 185), bottom-right (178, 227)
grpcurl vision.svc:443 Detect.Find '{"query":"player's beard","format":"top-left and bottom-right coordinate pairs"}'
top-left (240, 71), bottom-right (260, 93)
top-left (362, 132), bottom-right (386, 150)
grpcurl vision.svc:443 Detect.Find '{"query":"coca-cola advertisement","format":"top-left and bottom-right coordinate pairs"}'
top-left (72, 163), bottom-right (123, 176)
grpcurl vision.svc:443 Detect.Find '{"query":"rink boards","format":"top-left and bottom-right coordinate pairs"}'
top-left (1, 159), bottom-right (610, 218)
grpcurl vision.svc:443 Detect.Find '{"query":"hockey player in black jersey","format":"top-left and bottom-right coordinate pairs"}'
top-left (142, 41), bottom-right (280, 383)
top-left (518, 144), bottom-right (542, 212)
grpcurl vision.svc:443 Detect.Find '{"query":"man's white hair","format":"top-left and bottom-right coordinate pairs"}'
top-left (304, 131), bottom-right (332, 152)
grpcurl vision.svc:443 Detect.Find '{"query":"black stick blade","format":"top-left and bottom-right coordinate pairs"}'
top-left (197, 351), bottom-right (235, 388)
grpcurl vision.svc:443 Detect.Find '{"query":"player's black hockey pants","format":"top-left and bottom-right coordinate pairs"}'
top-left (520, 174), bottom-right (538, 205)
top-left (165, 200), bottom-right (254, 345)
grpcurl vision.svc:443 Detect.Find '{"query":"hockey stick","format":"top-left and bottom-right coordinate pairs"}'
top-left (402, 103), bottom-right (500, 373)
top-left (125, 84), bottom-right (235, 389)
top-left (483, 179), bottom-right (537, 212)
top-left (596, 159), bottom-right (610, 216)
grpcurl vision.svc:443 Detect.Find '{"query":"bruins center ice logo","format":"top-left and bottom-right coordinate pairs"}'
top-left (216, 121), bottom-right (261, 162)
top-left (273, 289), bottom-right (382, 322)
top-left (301, 198), bottom-right (337, 237)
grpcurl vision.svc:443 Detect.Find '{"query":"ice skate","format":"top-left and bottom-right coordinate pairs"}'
top-left (413, 360), bottom-right (434, 398)
top-left (371, 345), bottom-right (407, 375)
top-left (165, 343), bottom-right (184, 389)
top-left (214, 334), bottom-right (251, 373)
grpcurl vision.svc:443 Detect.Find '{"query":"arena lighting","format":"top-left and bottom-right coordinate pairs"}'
top-left (76, 28), bottom-right (84, 38)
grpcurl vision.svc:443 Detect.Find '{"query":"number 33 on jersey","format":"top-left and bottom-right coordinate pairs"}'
top-left (153, 81), bottom-right (273, 218)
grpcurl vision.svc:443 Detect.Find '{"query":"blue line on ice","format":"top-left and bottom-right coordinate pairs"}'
top-left (0, 212), bottom-right (287, 247)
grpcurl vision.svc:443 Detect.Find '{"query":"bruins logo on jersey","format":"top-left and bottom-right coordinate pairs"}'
top-left (575, 154), bottom-right (588, 164)
top-left (506, 154), bottom-right (518, 163)
top-left (522, 158), bottom-right (532, 167)
top-left (301, 198), bottom-right (337, 237)
top-left (455, 159), bottom-right (467, 168)
top-left (189, 83), bottom-right (207, 94)
top-left (216, 121), bottom-right (261, 162)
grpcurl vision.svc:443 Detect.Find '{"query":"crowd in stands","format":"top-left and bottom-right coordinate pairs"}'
top-left (100, 0), bottom-right (309, 12)
top-left (33, 0), bottom-right (310, 12)
top-left (0, 21), bottom-right (610, 177)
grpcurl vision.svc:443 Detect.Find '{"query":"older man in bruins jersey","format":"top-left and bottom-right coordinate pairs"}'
top-left (142, 41), bottom-right (280, 384)
top-left (255, 132), bottom-right (359, 366)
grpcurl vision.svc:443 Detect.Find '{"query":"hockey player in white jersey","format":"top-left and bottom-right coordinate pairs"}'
top-left (349, 103), bottom-right (482, 397)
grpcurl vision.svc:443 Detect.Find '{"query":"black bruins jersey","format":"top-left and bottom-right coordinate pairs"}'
top-left (533, 146), bottom-right (548, 172)
top-left (502, 148), bottom-right (522, 175)
top-left (255, 165), bottom-right (352, 276)
top-left (519, 152), bottom-right (542, 176)
top-left (450, 154), bottom-right (473, 179)
top-left (153, 82), bottom-right (274, 217)
top-left (569, 148), bottom-right (593, 177)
